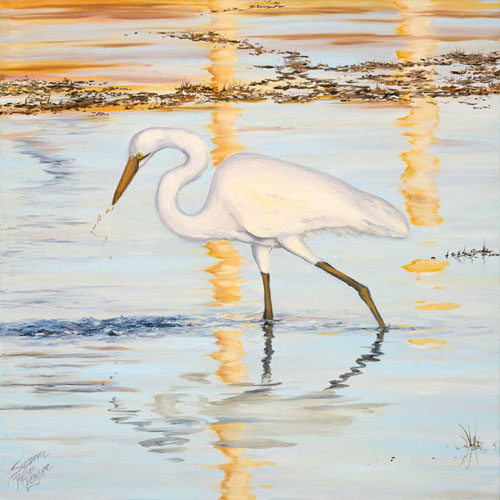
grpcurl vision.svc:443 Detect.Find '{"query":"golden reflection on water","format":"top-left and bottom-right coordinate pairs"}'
top-left (211, 328), bottom-right (248, 383)
top-left (204, 4), bottom-right (269, 497)
top-left (209, 102), bottom-right (244, 167)
top-left (408, 337), bottom-right (447, 348)
top-left (209, 421), bottom-right (273, 500)
top-left (209, 328), bottom-right (274, 499)
top-left (204, 0), bottom-right (245, 308)
top-left (414, 301), bottom-right (460, 311)
top-left (402, 258), bottom-right (448, 276)
top-left (397, 97), bottom-right (443, 227)
top-left (394, 0), bottom-right (443, 228)
top-left (206, 0), bottom-right (244, 165)
top-left (204, 241), bottom-right (244, 305)
top-left (394, 1), bottom-right (461, 313)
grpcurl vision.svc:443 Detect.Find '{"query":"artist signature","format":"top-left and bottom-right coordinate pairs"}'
top-left (9, 451), bottom-right (52, 492)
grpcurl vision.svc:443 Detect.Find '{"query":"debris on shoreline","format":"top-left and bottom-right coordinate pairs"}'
top-left (156, 30), bottom-right (271, 55)
top-left (209, 0), bottom-right (284, 13)
top-left (444, 243), bottom-right (499, 262)
top-left (253, 49), bottom-right (499, 103)
top-left (0, 77), bottom-right (268, 115)
top-left (1, 28), bottom-right (498, 115)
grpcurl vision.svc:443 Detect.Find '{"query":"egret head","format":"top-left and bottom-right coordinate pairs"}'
top-left (112, 127), bottom-right (207, 206)
top-left (112, 128), bottom-right (168, 205)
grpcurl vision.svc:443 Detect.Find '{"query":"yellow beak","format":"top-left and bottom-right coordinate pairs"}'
top-left (112, 155), bottom-right (139, 205)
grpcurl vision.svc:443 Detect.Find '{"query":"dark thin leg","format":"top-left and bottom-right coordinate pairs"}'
top-left (315, 261), bottom-right (386, 328)
top-left (261, 272), bottom-right (274, 321)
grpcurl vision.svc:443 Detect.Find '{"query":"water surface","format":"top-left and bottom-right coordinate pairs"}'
top-left (1, 1), bottom-right (499, 499)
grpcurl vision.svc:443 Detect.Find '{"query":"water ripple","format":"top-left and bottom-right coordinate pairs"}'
top-left (0, 315), bottom-right (193, 338)
top-left (0, 312), bottom-right (427, 339)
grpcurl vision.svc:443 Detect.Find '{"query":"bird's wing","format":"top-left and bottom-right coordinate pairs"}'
top-left (215, 154), bottom-right (367, 239)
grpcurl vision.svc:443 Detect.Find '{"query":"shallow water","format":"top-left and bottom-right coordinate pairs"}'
top-left (1, 313), bottom-right (499, 499)
top-left (1, 1), bottom-right (499, 499)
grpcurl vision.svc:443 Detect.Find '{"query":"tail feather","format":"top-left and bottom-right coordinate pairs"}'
top-left (360, 196), bottom-right (409, 238)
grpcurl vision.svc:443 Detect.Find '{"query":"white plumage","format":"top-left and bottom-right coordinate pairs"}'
top-left (209, 152), bottom-right (409, 241)
top-left (112, 127), bottom-right (409, 327)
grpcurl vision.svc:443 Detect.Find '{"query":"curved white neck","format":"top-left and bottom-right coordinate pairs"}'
top-left (154, 129), bottom-right (215, 240)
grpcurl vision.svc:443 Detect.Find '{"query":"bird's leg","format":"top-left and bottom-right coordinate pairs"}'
top-left (261, 272), bottom-right (274, 321)
top-left (277, 236), bottom-right (386, 328)
top-left (251, 244), bottom-right (274, 321)
top-left (316, 261), bottom-right (386, 328)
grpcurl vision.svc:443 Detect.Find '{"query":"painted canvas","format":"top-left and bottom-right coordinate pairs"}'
top-left (1, 1), bottom-right (499, 499)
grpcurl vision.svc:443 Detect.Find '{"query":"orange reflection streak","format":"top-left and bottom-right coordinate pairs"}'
top-left (402, 258), bottom-right (448, 275)
top-left (4, 0), bottom-right (498, 19)
top-left (394, 0), bottom-right (443, 227)
top-left (206, 1), bottom-right (238, 90)
top-left (0, 60), bottom-right (126, 76)
top-left (408, 337), bottom-right (447, 347)
top-left (204, 0), bottom-right (244, 307)
top-left (209, 102), bottom-right (243, 167)
top-left (204, 5), bottom-right (265, 496)
top-left (210, 423), bottom-right (254, 500)
top-left (209, 328), bottom-right (273, 499)
top-left (1, 0), bottom-right (203, 23)
top-left (415, 301), bottom-right (460, 311)
top-left (209, 422), bottom-right (273, 500)
top-left (211, 328), bottom-right (248, 384)
top-left (206, 0), bottom-right (244, 165)
top-left (204, 241), bottom-right (244, 305)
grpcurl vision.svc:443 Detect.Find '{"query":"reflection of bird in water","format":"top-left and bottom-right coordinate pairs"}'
top-left (327, 327), bottom-right (387, 390)
top-left (261, 323), bottom-right (275, 384)
top-left (258, 322), bottom-right (387, 390)
top-left (112, 128), bottom-right (409, 327)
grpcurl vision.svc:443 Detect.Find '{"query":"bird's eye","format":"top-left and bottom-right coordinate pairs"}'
top-left (136, 153), bottom-right (143, 160)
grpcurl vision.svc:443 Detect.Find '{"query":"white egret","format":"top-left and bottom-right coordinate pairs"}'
top-left (112, 128), bottom-right (409, 328)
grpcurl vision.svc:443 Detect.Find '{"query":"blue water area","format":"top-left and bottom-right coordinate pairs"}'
top-left (1, 311), bottom-right (498, 500)
top-left (0, 315), bottom-right (194, 338)
top-left (0, 312), bottom-right (393, 340)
